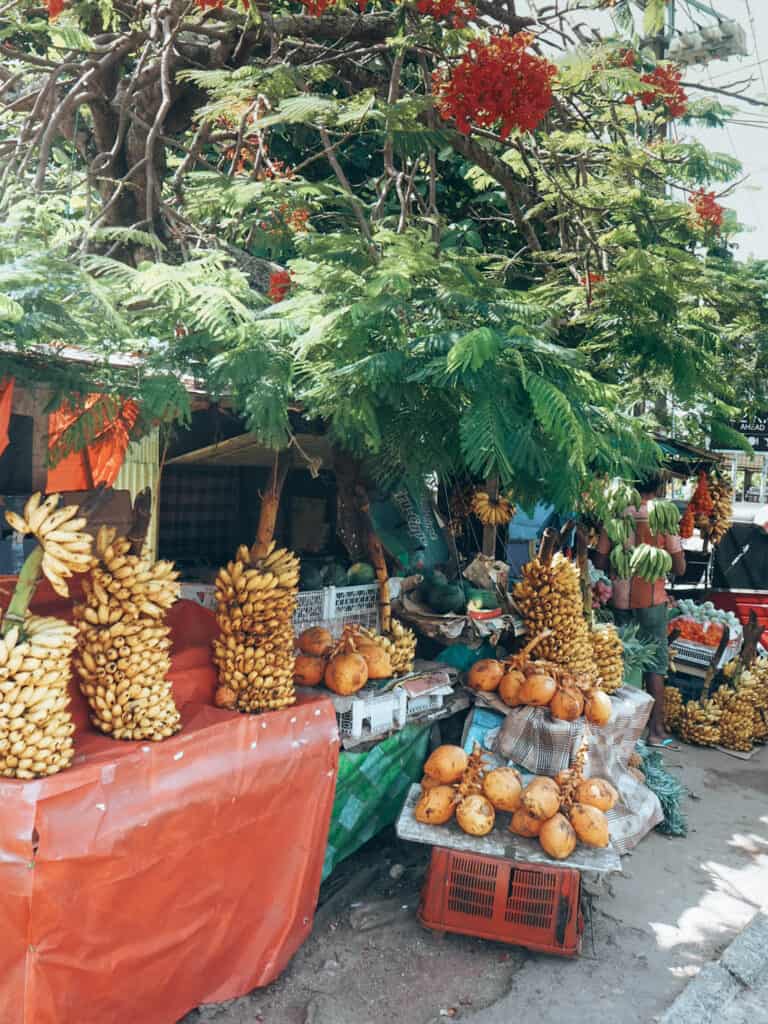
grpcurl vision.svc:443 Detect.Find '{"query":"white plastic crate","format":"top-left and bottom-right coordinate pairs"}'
top-left (328, 686), bottom-right (408, 740)
top-left (406, 688), bottom-right (453, 720)
top-left (294, 584), bottom-right (380, 637)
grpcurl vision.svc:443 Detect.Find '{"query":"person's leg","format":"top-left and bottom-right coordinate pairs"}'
top-left (644, 671), bottom-right (669, 743)
top-left (635, 605), bottom-right (672, 744)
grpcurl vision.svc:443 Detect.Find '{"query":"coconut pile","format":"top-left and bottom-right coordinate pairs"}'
top-left (415, 743), bottom-right (614, 860)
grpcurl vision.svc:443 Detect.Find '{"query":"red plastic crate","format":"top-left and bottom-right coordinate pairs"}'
top-left (418, 847), bottom-right (583, 957)
top-left (711, 591), bottom-right (768, 637)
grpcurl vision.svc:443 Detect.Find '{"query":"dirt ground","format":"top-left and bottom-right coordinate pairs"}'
top-left (184, 745), bottom-right (767, 1024)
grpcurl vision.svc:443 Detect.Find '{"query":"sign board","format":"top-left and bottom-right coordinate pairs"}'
top-left (371, 483), bottom-right (449, 572)
top-left (731, 415), bottom-right (768, 453)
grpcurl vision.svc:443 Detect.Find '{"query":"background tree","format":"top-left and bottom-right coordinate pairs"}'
top-left (2, 0), bottom-right (765, 500)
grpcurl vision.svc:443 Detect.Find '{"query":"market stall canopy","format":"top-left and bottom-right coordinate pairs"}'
top-left (166, 432), bottom-right (333, 469)
top-left (654, 435), bottom-right (722, 478)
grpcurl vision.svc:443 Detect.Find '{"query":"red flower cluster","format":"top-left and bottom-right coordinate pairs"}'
top-left (268, 270), bottom-right (293, 303)
top-left (690, 189), bottom-right (724, 229)
top-left (626, 64), bottom-right (688, 119)
top-left (433, 32), bottom-right (556, 139)
top-left (45, 0), bottom-right (65, 17)
top-left (579, 272), bottom-right (605, 287)
top-left (417, 0), bottom-right (477, 29)
top-left (195, 0), bottom-right (224, 9)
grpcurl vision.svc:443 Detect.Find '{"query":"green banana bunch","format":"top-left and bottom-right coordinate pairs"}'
top-left (648, 500), bottom-right (681, 537)
top-left (607, 480), bottom-right (642, 517)
top-left (605, 516), bottom-right (634, 546)
top-left (610, 545), bottom-right (633, 579)
top-left (629, 544), bottom-right (673, 583)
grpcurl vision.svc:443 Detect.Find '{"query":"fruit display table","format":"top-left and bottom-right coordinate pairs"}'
top-left (0, 587), bottom-right (339, 1024)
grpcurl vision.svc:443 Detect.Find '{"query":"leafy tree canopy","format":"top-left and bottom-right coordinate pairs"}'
top-left (1, 0), bottom-right (766, 504)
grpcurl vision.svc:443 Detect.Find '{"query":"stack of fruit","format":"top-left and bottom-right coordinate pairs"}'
top-left (677, 696), bottom-right (721, 746)
top-left (74, 528), bottom-right (182, 741)
top-left (365, 620), bottom-right (416, 676)
top-left (0, 615), bottom-right (79, 778)
top-left (590, 623), bottom-right (624, 693)
top-left (466, 635), bottom-right (613, 726)
top-left (212, 541), bottom-right (300, 713)
top-left (415, 743), bottom-right (615, 859)
top-left (1, 492), bottom-right (97, 777)
top-left (663, 685), bottom-right (684, 733)
top-left (708, 472), bottom-right (733, 545)
top-left (688, 471), bottom-right (714, 532)
top-left (513, 553), bottom-right (595, 677)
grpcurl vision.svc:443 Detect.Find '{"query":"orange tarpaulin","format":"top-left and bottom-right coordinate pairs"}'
top-left (0, 376), bottom-right (14, 457)
top-left (0, 584), bottom-right (339, 1024)
top-left (46, 394), bottom-right (139, 492)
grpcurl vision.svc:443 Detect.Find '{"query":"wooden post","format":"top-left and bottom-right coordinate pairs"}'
top-left (355, 483), bottom-right (391, 634)
top-left (482, 477), bottom-right (498, 557)
top-left (253, 450), bottom-right (288, 557)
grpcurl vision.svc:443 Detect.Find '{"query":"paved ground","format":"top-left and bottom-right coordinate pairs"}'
top-left (185, 744), bottom-right (767, 1024)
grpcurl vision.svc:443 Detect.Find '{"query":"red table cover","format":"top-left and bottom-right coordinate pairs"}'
top-left (0, 582), bottom-right (339, 1024)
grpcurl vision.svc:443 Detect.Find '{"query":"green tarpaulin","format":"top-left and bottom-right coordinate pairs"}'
top-left (322, 723), bottom-right (431, 881)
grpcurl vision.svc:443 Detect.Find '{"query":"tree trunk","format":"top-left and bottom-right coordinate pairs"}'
top-left (253, 450), bottom-right (288, 557)
top-left (355, 483), bottom-right (391, 634)
top-left (482, 477), bottom-right (498, 557)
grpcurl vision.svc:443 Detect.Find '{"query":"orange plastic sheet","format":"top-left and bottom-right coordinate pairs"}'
top-left (46, 394), bottom-right (139, 491)
top-left (0, 585), bottom-right (340, 1024)
top-left (0, 376), bottom-right (14, 456)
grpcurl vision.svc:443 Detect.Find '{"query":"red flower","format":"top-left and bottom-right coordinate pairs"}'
top-left (268, 270), bottom-right (293, 303)
top-left (46, 0), bottom-right (65, 17)
top-left (433, 32), bottom-right (556, 139)
top-left (689, 189), bottom-right (724, 230)
top-left (417, 0), bottom-right (477, 29)
top-left (302, 0), bottom-right (334, 13)
top-left (195, 0), bottom-right (224, 8)
top-left (627, 64), bottom-right (688, 119)
top-left (579, 272), bottom-right (605, 286)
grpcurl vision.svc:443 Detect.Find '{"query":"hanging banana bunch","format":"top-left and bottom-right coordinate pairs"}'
top-left (73, 528), bottom-right (181, 741)
top-left (470, 489), bottom-right (516, 527)
top-left (5, 492), bottom-right (96, 596)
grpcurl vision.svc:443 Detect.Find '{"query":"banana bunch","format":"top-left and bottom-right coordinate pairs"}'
top-left (358, 619), bottom-right (417, 676)
top-left (605, 479), bottom-right (642, 517)
top-left (74, 528), bottom-right (181, 741)
top-left (212, 541), bottom-right (300, 713)
top-left (663, 686), bottom-right (684, 733)
top-left (629, 544), bottom-right (672, 583)
top-left (647, 500), bottom-right (681, 537)
top-left (590, 623), bottom-right (624, 693)
top-left (0, 615), bottom-right (78, 779)
top-left (470, 490), bottom-right (515, 527)
top-left (513, 554), bottom-right (595, 677)
top-left (5, 492), bottom-right (95, 597)
top-left (708, 474), bottom-right (733, 546)
top-left (678, 698), bottom-right (721, 747)
top-left (604, 516), bottom-right (633, 546)
top-left (609, 545), bottom-right (632, 580)
top-left (711, 668), bottom-right (768, 751)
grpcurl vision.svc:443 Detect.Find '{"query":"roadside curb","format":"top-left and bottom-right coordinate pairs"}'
top-left (658, 911), bottom-right (768, 1024)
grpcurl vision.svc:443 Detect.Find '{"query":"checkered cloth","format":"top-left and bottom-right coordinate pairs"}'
top-left (476, 686), bottom-right (664, 854)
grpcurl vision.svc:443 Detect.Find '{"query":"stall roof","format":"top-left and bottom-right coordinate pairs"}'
top-left (166, 432), bottom-right (333, 469)
top-left (654, 435), bottom-right (722, 476)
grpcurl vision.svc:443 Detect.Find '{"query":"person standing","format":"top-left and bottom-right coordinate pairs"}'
top-left (593, 474), bottom-right (686, 747)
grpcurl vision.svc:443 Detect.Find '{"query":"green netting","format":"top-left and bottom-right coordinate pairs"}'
top-left (322, 723), bottom-right (431, 881)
